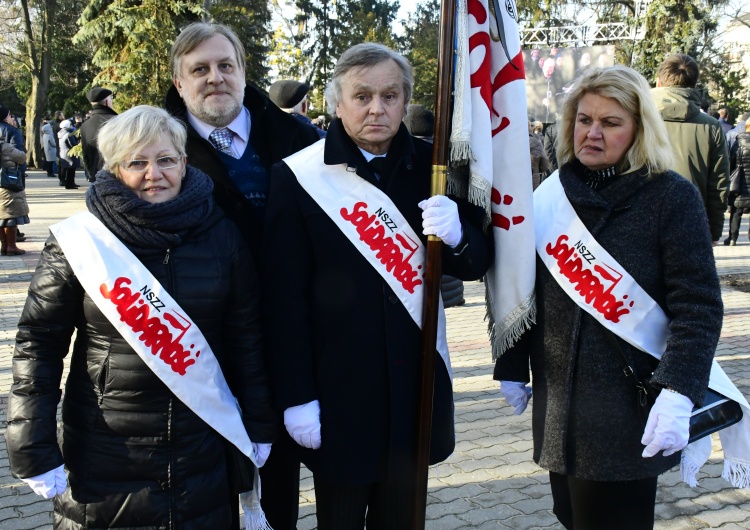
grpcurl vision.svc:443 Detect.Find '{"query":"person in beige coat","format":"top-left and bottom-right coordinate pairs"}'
top-left (0, 139), bottom-right (30, 255)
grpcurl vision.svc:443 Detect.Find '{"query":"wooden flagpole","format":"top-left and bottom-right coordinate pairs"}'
top-left (411, 0), bottom-right (456, 526)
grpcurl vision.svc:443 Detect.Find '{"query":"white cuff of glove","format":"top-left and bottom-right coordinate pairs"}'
top-left (284, 399), bottom-right (322, 450)
top-left (418, 195), bottom-right (463, 248)
top-left (500, 381), bottom-right (532, 415)
top-left (252, 442), bottom-right (272, 468)
top-left (21, 464), bottom-right (67, 499)
top-left (641, 389), bottom-right (693, 458)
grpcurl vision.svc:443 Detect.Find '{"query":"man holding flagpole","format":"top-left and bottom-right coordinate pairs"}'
top-left (261, 43), bottom-right (491, 528)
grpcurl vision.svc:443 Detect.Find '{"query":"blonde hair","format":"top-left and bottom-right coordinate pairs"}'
top-left (557, 65), bottom-right (674, 175)
top-left (97, 105), bottom-right (187, 176)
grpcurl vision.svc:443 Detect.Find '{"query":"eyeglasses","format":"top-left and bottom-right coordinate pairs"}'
top-left (120, 156), bottom-right (183, 173)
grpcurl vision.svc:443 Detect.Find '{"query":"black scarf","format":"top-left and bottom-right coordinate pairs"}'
top-left (86, 165), bottom-right (215, 255)
top-left (573, 158), bottom-right (621, 191)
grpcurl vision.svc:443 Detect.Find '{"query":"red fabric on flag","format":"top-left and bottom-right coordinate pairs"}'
top-left (448, 0), bottom-right (536, 358)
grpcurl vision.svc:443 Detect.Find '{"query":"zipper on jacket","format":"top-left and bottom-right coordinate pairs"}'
top-left (163, 249), bottom-right (171, 265)
top-left (97, 353), bottom-right (111, 405)
top-left (167, 398), bottom-right (174, 530)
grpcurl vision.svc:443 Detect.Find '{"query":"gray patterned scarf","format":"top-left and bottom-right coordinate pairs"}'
top-left (85, 165), bottom-right (215, 255)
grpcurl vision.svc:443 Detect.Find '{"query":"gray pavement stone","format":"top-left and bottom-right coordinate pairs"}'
top-left (500, 510), bottom-right (561, 529)
top-left (2, 172), bottom-right (750, 528)
top-left (694, 504), bottom-right (750, 526)
top-left (455, 503), bottom-right (527, 526)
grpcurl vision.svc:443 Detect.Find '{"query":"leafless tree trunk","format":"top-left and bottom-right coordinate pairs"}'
top-left (20, 0), bottom-right (54, 168)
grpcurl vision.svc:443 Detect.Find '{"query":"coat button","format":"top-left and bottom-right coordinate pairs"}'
top-left (389, 293), bottom-right (398, 304)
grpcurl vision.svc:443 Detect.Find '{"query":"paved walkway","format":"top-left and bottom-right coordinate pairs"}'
top-left (1, 171), bottom-right (750, 529)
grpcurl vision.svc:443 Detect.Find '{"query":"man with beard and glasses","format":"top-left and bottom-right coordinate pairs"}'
top-left (165, 22), bottom-right (319, 530)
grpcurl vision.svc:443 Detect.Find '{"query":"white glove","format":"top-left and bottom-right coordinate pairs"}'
top-left (500, 381), bottom-right (532, 415)
top-left (252, 442), bottom-right (272, 468)
top-left (419, 195), bottom-right (463, 248)
top-left (641, 389), bottom-right (693, 458)
top-left (284, 400), bottom-right (322, 450)
top-left (21, 464), bottom-right (67, 499)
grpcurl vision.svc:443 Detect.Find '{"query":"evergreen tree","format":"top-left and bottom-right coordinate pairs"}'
top-left (210, 0), bottom-right (271, 88)
top-left (402, 0), bottom-right (439, 109)
top-left (292, 0), bottom-right (399, 106)
top-left (48, 0), bottom-right (96, 116)
top-left (74, 0), bottom-right (271, 109)
top-left (73, 0), bottom-right (202, 109)
top-left (632, 0), bottom-right (719, 82)
top-left (268, 24), bottom-right (307, 82)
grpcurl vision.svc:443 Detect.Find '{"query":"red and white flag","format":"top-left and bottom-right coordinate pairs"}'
top-left (448, 0), bottom-right (536, 358)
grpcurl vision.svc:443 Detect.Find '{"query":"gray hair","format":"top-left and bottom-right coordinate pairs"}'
top-left (288, 97), bottom-right (306, 115)
top-left (170, 22), bottom-right (246, 79)
top-left (324, 43), bottom-right (413, 115)
top-left (557, 65), bottom-right (674, 175)
top-left (97, 105), bottom-right (187, 176)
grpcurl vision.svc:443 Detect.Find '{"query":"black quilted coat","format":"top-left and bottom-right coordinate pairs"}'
top-left (6, 209), bottom-right (277, 529)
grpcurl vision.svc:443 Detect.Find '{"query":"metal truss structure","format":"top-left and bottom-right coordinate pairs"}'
top-left (520, 22), bottom-right (636, 47)
top-left (519, 0), bottom-right (653, 48)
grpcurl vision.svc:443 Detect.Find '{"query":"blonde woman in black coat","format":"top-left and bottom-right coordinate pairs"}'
top-left (495, 66), bottom-right (722, 529)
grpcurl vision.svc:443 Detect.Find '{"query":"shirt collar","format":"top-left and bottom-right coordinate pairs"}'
top-left (186, 106), bottom-right (251, 143)
top-left (358, 147), bottom-right (387, 162)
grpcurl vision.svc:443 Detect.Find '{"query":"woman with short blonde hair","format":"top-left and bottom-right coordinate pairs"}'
top-left (7, 104), bottom-right (276, 529)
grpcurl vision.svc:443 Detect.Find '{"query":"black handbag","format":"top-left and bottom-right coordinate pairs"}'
top-left (733, 194), bottom-right (750, 210)
top-left (0, 140), bottom-right (24, 192)
top-left (606, 330), bottom-right (743, 443)
top-left (0, 166), bottom-right (24, 192)
top-left (729, 166), bottom-right (743, 193)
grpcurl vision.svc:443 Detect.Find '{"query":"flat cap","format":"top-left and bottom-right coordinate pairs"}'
top-left (404, 104), bottom-right (435, 138)
top-left (86, 87), bottom-right (113, 103)
top-left (269, 80), bottom-right (309, 109)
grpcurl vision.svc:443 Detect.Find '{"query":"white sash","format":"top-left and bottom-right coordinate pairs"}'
top-left (534, 172), bottom-right (750, 488)
top-left (51, 211), bottom-right (271, 529)
top-left (283, 140), bottom-right (451, 378)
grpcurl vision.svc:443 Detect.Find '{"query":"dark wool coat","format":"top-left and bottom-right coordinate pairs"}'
top-left (164, 85), bottom-right (320, 261)
top-left (79, 104), bottom-right (118, 177)
top-left (261, 119), bottom-right (492, 485)
top-left (495, 161), bottom-right (723, 481)
top-left (6, 209), bottom-right (277, 530)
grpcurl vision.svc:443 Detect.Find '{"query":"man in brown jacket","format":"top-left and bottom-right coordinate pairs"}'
top-left (651, 53), bottom-right (729, 244)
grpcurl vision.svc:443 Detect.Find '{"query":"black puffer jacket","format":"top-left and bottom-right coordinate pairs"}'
top-left (731, 133), bottom-right (750, 196)
top-left (6, 209), bottom-right (276, 529)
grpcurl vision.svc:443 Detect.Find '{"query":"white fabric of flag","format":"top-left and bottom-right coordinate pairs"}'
top-left (449, 0), bottom-right (536, 357)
